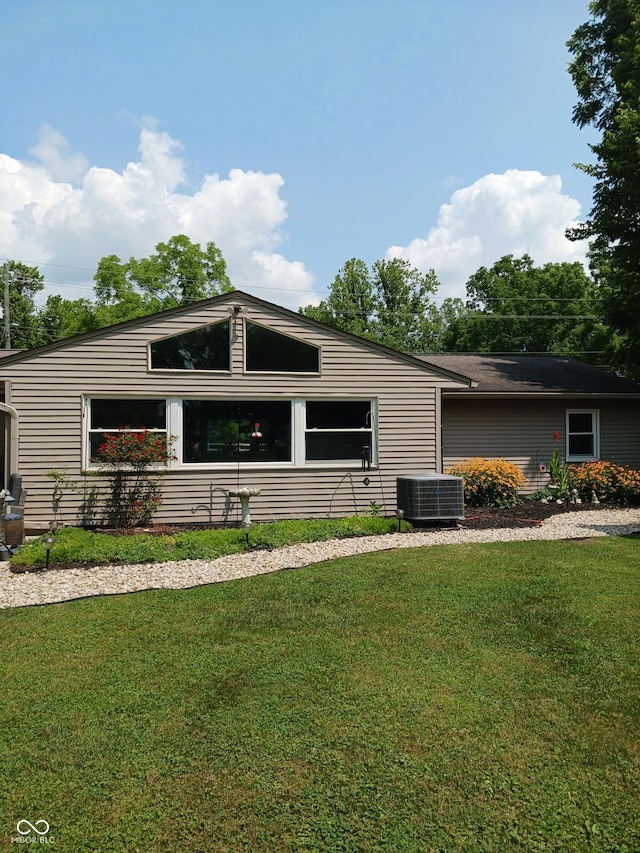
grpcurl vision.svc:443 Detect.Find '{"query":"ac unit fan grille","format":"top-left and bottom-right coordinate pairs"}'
top-left (397, 475), bottom-right (464, 521)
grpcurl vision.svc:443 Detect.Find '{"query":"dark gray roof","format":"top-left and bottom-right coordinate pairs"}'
top-left (417, 354), bottom-right (640, 395)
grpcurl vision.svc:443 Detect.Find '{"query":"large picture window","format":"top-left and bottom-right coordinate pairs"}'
top-left (566, 409), bottom-right (599, 461)
top-left (87, 398), bottom-right (167, 462)
top-left (183, 400), bottom-right (292, 463)
top-left (150, 321), bottom-right (230, 370)
top-left (85, 397), bottom-right (376, 468)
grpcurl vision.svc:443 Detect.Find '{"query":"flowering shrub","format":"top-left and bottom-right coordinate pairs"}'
top-left (96, 430), bottom-right (173, 468)
top-left (95, 428), bottom-right (176, 527)
top-left (568, 461), bottom-right (640, 505)
top-left (446, 457), bottom-right (526, 507)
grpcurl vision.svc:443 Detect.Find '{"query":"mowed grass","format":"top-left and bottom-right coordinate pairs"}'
top-left (1, 537), bottom-right (639, 852)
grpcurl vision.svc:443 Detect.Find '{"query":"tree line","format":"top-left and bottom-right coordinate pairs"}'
top-left (2, 1), bottom-right (638, 374)
top-left (2, 239), bottom-right (612, 366)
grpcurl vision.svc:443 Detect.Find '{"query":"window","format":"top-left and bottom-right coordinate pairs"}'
top-left (566, 409), bottom-right (599, 461)
top-left (85, 397), bottom-right (376, 468)
top-left (182, 400), bottom-right (292, 463)
top-left (245, 321), bottom-right (319, 373)
top-left (87, 399), bottom-right (167, 462)
top-left (305, 400), bottom-right (373, 461)
top-left (150, 321), bottom-right (230, 370)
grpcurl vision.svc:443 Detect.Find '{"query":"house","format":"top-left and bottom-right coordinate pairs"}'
top-left (0, 291), bottom-right (474, 532)
top-left (419, 354), bottom-right (640, 493)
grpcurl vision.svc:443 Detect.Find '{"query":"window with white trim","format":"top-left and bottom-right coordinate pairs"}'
top-left (86, 398), bottom-right (168, 463)
top-left (305, 400), bottom-right (373, 461)
top-left (86, 397), bottom-right (376, 468)
top-left (566, 409), bottom-right (599, 461)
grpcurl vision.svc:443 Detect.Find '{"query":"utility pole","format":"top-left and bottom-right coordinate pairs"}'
top-left (3, 262), bottom-right (9, 350)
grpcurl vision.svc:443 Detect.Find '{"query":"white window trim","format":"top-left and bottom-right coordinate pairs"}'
top-left (86, 396), bottom-right (378, 470)
top-left (566, 408), bottom-right (600, 462)
top-left (303, 398), bottom-right (377, 466)
top-left (83, 396), bottom-right (170, 471)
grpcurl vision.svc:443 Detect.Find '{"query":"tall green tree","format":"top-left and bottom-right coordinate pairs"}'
top-left (36, 295), bottom-right (99, 344)
top-left (566, 0), bottom-right (640, 373)
top-left (126, 234), bottom-right (232, 308)
top-left (8, 236), bottom-right (233, 349)
top-left (1, 261), bottom-right (45, 349)
top-left (302, 257), bottom-right (444, 352)
top-left (442, 255), bottom-right (610, 358)
top-left (92, 235), bottom-right (233, 326)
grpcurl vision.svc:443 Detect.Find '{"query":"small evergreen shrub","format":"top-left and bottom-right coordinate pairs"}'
top-left (446, 457), bottom-right (526, 507)
top-left (568, 461), bottom-right (640, 504)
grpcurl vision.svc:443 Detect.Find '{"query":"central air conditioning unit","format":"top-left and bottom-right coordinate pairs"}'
top-left (396, 473), bottom-right (464, 523)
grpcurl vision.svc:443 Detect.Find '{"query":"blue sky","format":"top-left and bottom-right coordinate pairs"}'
top-left (1, 0), bottom-right (595, 309)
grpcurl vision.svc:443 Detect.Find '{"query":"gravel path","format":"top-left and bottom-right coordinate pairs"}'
top-left (2, 507), bottom-right (639, 610)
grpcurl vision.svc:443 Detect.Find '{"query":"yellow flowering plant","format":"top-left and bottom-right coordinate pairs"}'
top-left (568, 461), bottom-right (640, 504)
top-left (446, 457), bottom-right (526, 507)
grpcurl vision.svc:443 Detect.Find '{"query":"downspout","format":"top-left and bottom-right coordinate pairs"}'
top-left (0, 402), bottom-right (19, 480)
top-left (435, 388), bottom-right (443, 473)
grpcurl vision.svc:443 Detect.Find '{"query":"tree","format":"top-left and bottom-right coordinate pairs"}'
top-left (443, 255), bottom-right (610, 358)
top-left (1, 261), bottom-right (45, 349)
top-left (302, 257), bottom-right (444, 352)
top-left (4, 236), bottom-right (233, 349)
top-left (36, 294), bottom-right (99, 344)
top-left (566, 1), bottom-right (640, 372)
top-left (93, 235), bottom-right (233, 324)
top-left (126, 234), bottom-right (233, 307)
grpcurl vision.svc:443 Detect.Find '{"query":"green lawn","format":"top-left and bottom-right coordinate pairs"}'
top-left (1, 537), bottom-right (639, 852)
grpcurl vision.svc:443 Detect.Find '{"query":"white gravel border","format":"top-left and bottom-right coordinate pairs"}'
top-left (2, 507), bottom-right (639, 609)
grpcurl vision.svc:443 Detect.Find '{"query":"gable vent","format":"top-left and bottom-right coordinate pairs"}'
top-left (396, 473), bottom-right (464, 522)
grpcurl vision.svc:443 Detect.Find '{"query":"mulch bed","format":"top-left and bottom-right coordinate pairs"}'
top-left (459, 501), bottom-right (606, 529)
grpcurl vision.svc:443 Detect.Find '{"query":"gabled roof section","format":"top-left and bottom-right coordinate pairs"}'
top-left (0, 290), bottom-right (475, 386)
top-left (418, 354), bottom-right (640, 395)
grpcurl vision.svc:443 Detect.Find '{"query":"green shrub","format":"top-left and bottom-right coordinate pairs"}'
top-left (446, 457), bottom-right (526, 507)
top-left (11, 516), bottom-right (409, 569)
top-left (568, 461), bottom-right (640, 504)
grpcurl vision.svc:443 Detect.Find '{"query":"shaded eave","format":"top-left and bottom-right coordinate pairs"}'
top-left (0, 290), bottom-right (476, 386)
top-left (442, 390), bottom-right (640, 400)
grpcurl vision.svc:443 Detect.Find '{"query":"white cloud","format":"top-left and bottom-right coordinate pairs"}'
top-left (387, 170), bottom-right (590, 300)
top-left (28, 124), bottom-right (89, 184)
top-left (0, 125), bottom-right (317, 309)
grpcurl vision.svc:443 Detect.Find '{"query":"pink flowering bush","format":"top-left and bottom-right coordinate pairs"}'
top-left (95, 428), bottom-right (176, 527)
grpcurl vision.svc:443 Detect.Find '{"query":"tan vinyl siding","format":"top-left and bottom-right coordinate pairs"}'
top-left (0, 300), bottom-right (458, 529)
top-left (600, 401), bottom-right (640, 466)
top-left (442, 397), bottom-right (640, 493)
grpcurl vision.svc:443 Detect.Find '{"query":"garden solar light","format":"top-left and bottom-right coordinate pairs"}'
top-left (42, 535), bottom-right (56, 569)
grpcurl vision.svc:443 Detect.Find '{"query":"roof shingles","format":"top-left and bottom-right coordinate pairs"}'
top-left (417, 354), bottom-right (640, 395)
